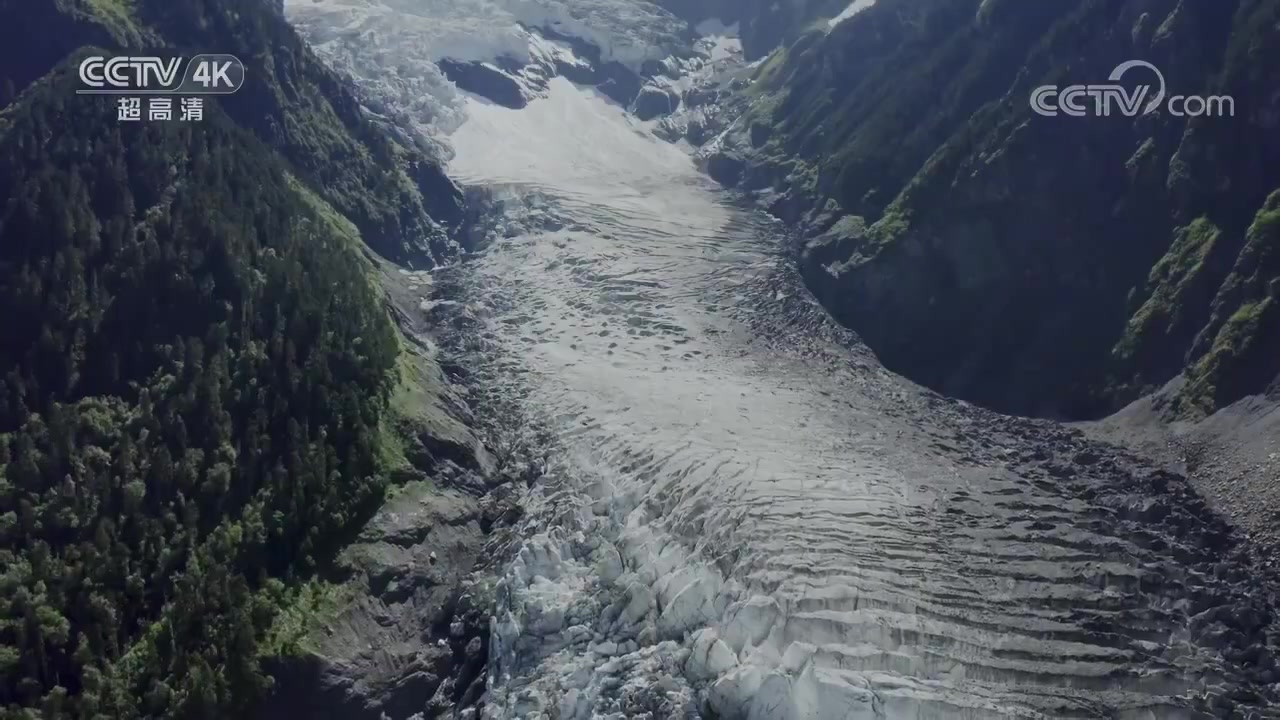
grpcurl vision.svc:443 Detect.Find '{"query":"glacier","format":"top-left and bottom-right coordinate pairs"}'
top-left (286, 2), bottom-right (1280, 718)
top-left (439, 76), bottom-right (1266, 719)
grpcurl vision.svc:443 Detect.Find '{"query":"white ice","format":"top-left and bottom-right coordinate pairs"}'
top-left (829, 0), bottom-right (877, 30)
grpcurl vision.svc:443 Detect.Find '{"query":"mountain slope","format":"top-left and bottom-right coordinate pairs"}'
top-left (0, 0), bottom-right (465, 266)
top-left (712, 0), bottom-right (1280, 421)
top-left (0, 1), bottom-right (474, 717)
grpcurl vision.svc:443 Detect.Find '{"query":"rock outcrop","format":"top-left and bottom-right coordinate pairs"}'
top-left (633, 82), bottom-right (680, 119)
top-left (253, 481), bottom-right (503, 720)
top-left (439, 59), bottom-right (531, 109)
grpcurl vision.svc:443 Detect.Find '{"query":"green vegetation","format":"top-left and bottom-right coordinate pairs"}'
top-left (78, 0), bottom-right (143, 43)
top-left (1183, 298), bottom-right (1278, 415)
top-left (1110, 218), bottom-right (1223, 391)
top-left (0, 61), bottom-right (400, 718)
top-left (261, 579), bottom-right (362, 658)
top-left (1178, 190), bottom-right (1280, 414)
top-left (0, 0), bottom-right (465, 716)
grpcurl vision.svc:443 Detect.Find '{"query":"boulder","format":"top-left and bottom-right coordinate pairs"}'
top-left (596, 62), bottom-right (642, 106)
top-left (634, 84), bottom-right (680, 120)
top-left (438, 59), bottom-right (528, 109)
top-left (706, 151), bottom-right (746, 187)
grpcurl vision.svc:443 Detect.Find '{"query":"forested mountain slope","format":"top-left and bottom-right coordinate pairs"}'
top-left (0, 1), bottom-right (470, 717)
top-left (712, 0), bottom-right (1280, 420)
top-left (0, 0), bottom-right (465, 265)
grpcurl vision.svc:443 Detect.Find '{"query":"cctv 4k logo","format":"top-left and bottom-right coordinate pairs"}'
top-left (78, 54), bottom-right (246, 95)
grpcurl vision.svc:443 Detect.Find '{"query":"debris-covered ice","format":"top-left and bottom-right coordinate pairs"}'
top-left (290, 3), bottom-right (1280, 718)
top-left (431, 76), bottom-right (1280, 719)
